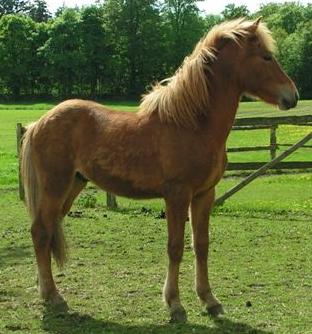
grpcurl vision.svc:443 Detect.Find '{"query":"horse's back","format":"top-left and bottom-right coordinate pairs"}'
top-left (42, 99), bottom-right (112, 126)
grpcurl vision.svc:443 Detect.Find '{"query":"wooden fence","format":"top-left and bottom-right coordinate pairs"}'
top-left (17, 113), bottom-right (312, 207)
top-left (215, 114), bottom-right (312, 205)
top-left (227, 115), bottom-right (312, 171)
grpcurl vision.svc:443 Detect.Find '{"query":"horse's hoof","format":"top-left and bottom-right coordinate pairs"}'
top-left (207, 303), bottom-right (224, 317)
top-left (45, 292), bottom-right (69, 312)
top-left (170, 306), bottom-right (187, 323)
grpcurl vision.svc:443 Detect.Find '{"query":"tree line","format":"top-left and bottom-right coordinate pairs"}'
top-left (0, 0), bottom-right (312, 99)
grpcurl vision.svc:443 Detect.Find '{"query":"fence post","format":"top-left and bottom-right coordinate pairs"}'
top-left (106, 193), bottom-right (117, 209)
top-left (16, 123), bottom-right (25, 200)
top-left (270, 125), bottom-right (277, 160)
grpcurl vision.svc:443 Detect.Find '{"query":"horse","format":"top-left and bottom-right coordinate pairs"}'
top-left (20, 17), bottom-right (298, 322)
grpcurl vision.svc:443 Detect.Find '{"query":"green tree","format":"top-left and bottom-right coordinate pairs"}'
top-left (296, 22), bottom-right (312, 98)
top-left (41, 9), bottom-right (83, 97)
top-left (256, 3), bottom-right (304, 34)
top-left (102, 0), bottom-right (128, 95)
top-left (103, 0), bottom-right (166, 96)
top-left (29, 0), bottom-right (51, 22)
top-left (0, 14), bottom-right (35, 97)
top-left (29, 21), bottom-right (50, 95)
top-left (55, 5), bottom-right (66, 17)
top-left (221, 3), bottom-right (250, 20)
top-left (204, 14), bottom-right (222, 31)
top-left (255, 2), bottom-right (280, 18)
top-left (80, 5), bottom-right (109, 97)
top-left (0, 0), bottom-right (31, 18)
top-left (276, 3), bottom-right (304, 34)
top-left (276, 21), bottom-right (312, 99)
top-left (162, 0), bottom-right (205, 71)
top-left (276, 28), bottom-right (300, 80)
top-left (303, 3), bottom-right (312, 21)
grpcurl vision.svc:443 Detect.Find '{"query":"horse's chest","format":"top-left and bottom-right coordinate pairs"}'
top-left (194, 151), bottom-right (227, 192)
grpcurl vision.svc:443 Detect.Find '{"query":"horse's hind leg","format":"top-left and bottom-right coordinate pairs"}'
top-left (31, 195), bottom-right (67, 306)
top-left (62, 174), bottom-right (87, 216)
top-left (32, 173), bottom-right (86, 307)
top-left (190, 188), bottom-right (224, 316)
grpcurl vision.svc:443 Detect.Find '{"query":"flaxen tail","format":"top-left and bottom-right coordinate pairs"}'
top-left (20, 123), bottom-right (39, 221)
top-left (20, 123), bottom-right (67, 267)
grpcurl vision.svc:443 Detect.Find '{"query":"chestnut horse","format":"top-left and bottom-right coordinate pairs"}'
top-left (21, 18), bottom-right (298, 322)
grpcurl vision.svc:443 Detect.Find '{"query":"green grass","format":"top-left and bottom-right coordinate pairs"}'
top-left (1, 100), bottom-right (312, 333)
top-left (1, 189), bottom-right (312, 333)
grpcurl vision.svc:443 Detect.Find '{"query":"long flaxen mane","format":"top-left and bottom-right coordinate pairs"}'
top-left (139, 18), bottom-right (276, 128)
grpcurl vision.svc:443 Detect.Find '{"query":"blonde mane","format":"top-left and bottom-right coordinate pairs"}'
top-left (139, 18), bottom-right (276, 128)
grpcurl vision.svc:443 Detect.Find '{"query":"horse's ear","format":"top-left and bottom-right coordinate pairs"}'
top-left (247, 17), bottom-right (262, 33)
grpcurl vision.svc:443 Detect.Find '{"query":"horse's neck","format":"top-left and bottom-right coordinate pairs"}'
top-left (202, 45), bottom-right (243, 143)
top-left (202, 78), bottom-right (241, 145)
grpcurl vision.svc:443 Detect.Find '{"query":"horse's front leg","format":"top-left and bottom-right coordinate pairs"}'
top-left (191, 187), bottom-right (224, 316)
top-left (163, 192), bottom-right (190, 322)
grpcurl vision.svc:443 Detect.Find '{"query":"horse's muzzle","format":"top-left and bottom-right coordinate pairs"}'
top-left (279, 89), bottom-right (299, 110)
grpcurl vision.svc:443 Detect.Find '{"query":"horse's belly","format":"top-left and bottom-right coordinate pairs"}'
top-left (95, 176), bottom-right (162, 199)
top-left (83, 162), bottom-right (162, 199)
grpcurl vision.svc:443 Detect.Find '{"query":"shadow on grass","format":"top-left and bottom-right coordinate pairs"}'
top-left (0, 245), bottom-right (31, 268)
top-left (42, 305), bottom-right (273, 334)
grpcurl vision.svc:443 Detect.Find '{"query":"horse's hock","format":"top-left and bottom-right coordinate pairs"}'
top-left (17, 113), bottom-right (312, 206)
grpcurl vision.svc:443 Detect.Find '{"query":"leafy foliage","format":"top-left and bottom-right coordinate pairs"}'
top-left (0, 0), bottom-right (31, 18)
top-left (0, 14), bottom-right (36, 97)
top-left (221, 3), bottom-right (250, 20)
top-left (28, 0), bottom-right (51, 22)
top-left (0, 2), bottom-right (311, 98)
top-left (162, 0), bottom-right (205, 70)
top-left (80, 5), bottom-right (108, 97)
top-left (104, 0), bottom-right (166, 95)
top-left (40, 9), bottom-right (83, 97)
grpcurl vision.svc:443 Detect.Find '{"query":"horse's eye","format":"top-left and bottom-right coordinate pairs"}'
top-left (263, 54), bottom-right (272, 61)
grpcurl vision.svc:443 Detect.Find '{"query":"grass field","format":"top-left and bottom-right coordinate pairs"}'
top-left (1, 100), bottom-right (312, 333)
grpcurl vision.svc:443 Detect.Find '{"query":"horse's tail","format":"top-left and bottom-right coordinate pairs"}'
top-left (20, 122), bottom-right (39, 221)
top-left (20, 122), bottom-right (68, 268)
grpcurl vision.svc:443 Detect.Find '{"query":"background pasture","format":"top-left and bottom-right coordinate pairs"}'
top-left (0, 100), bottom-right (312, 333)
